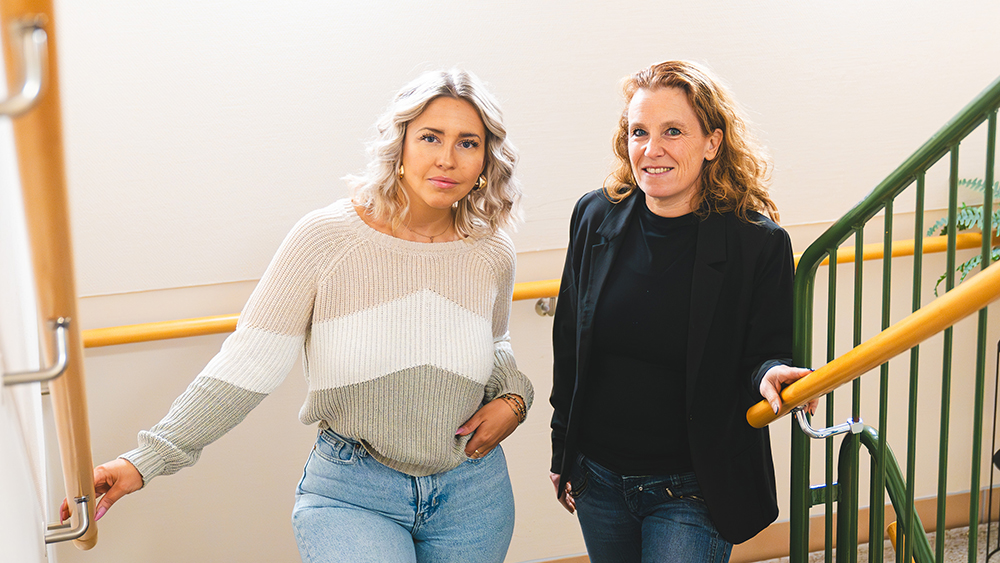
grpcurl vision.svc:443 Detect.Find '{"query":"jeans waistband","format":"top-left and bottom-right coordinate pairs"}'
top-left (319, 427), bottom-right (366, 451)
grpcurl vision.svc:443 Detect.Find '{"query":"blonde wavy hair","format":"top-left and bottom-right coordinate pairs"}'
top-left (606, 60), bottom-right (777, 222)
top-left (346, 69), bottom-right (522, 237)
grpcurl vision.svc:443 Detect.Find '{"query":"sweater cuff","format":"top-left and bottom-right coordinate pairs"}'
top-left (120, 446), bottom-right (166, 488)
top-left (486, 349), bottom-right (535, 415)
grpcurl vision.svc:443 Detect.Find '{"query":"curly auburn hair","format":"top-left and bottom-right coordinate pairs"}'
top-left (606, 60), bottom-right (778, 222)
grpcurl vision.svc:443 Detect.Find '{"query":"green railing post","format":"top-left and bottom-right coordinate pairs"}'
top-left (837, 433), bottom-right (861, 563)
top-left (936, 146), bottom-right (960, 563)
top-left (790, 269), bottom-right (816, 563)
top-left (904, 172), bottom-right (926, 563)
top-left (826, 249), bottom-right (839, 563)
top-left (869, 201), bottom-right (893, 563)
top-left (969, 110), bottom-right (997, 563)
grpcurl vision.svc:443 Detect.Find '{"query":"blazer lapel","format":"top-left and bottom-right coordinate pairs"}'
top-left (577, 195), bottom-right (638, 370)
top-left (685, 213), bottom-right (728, 407)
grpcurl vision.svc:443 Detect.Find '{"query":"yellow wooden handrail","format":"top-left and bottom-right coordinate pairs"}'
top-left (4, 0), bottom-right (98, 548)
top-left (82, 232), bottom-right (990, 349)
top-left (83, 279), bottom-right (564, 348)
top-left (797, 232), bottom-right (984, 268)
top-left (83, 314), bottom-right (241, 348)
top-left (747, 257), bottom-right (1000, 428)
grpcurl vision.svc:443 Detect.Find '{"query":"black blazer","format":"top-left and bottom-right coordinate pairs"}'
top-left (550, 189), bottom-right (795, 544)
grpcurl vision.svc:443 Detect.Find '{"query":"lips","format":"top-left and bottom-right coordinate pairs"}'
top-left (428, 176), bottom-right (459, 189)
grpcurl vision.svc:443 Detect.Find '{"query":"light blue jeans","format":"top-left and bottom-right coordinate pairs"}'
top-left (291, 428), bottom-right (515, 563)
top-left (570, 454), bottom-right (732, 563)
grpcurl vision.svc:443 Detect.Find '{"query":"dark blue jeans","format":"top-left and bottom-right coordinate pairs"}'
top-left (570, 454), bottom-right (732, 563)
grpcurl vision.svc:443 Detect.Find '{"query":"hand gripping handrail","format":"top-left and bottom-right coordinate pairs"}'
top-left (0, 16), bottom-right (47, 117)
top-left (3, 317), bottom-right (69, 385)
top-left (748, 257), bottom-right (1000, 428)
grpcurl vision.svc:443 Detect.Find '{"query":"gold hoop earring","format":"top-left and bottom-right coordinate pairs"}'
top-left (473, 175), bottom-right (487, 192)
top-left (398, 164), bottom-right (404, 179)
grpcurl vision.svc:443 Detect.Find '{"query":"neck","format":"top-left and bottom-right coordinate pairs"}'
top-left (643, 193), bottom-right (694, 218)
top-left (401, 209), bottom-right (456, 242)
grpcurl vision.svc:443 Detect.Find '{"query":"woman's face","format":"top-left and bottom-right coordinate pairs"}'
top-left (399, 96), bottom-right (486, 218)
top-left (627, 87), bottom-right (722, 217)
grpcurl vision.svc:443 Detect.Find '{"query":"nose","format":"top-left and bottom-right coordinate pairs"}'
top-left (436, 146), bottom-right (456, 169)
top-left (644, 136), bottom-right (666, 158)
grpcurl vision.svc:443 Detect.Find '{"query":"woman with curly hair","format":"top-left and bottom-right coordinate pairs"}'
top-left (549, 60), bottom-right (814, 562)
top-left (76, 69), bottom-right (533, 563)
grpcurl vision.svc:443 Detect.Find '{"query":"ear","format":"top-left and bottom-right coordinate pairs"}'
top-left (704, 128), bottom-right (724, 161)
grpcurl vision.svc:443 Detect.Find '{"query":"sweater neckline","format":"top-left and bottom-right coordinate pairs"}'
top-left (343, 200), bottom-right (485, 254)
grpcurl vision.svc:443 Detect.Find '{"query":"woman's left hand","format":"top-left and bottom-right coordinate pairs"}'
top-left (456, 398), bottom-right (520, 459)
top-left (759, 364), bottom-right (819, 415)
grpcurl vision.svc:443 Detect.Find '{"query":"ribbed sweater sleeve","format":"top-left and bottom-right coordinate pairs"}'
top-left (482, 236), bottom-right (534, 409)
top-left (122, 210), bottom-right (330, 484)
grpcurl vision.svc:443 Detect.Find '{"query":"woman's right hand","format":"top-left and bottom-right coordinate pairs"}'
top-left (550, 472), bottom-right (576, 514)
top-left (61, 458), bottom-right (143, 522)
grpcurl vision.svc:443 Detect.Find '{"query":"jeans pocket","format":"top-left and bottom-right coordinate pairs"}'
top-left (314, 429), bottom-right (360, 465)
top-left (466, 444), bottom-right (501, 465)
top-left (659, 473), bottom-right (706, 504)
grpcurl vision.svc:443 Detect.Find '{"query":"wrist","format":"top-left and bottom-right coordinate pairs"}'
top-left (496, 393), bottom-right (526, 424)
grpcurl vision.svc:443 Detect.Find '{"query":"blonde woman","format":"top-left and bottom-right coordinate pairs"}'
top-left (77, 69), bottom-right (533, 563)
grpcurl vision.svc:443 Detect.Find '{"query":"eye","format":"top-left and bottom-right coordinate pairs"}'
top-left (458, 139), bottom-right (480, 150)
top-left (630, 127), bottom-right (647, 138)
top-left (418, 133), bottom-right (440, 143)
top-left (666, 127), bottom-right (682, 136)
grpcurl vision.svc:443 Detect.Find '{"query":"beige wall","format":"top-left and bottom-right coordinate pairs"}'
top-left (0, 109), bottom-right (48, 563)
top-left (35, 0), bottom-right (1000, 561)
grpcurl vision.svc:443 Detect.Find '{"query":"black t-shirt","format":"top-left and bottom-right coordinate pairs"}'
top-left (577, 195), bottom-right (697, 475)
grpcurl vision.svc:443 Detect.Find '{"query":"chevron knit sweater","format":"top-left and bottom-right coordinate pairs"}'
top-left (122, 199), bottom-right (534, 480)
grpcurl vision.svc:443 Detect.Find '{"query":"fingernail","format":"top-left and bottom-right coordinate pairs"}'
top-left (95, 506), bottom-right (107, 521)
top-left (772, 402), bottom-right (779, 414)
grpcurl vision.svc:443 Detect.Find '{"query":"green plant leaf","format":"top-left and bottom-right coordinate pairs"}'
top-left (927, 178), bottom-right (1000, 295)
top-left (958, 177), bottom-right (1000, 198)
top-left (927, 216), bottom-right (949, 237)
top-left (957, 203), bottom-right (980, 231)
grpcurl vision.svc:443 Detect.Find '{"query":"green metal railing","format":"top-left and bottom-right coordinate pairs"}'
top-left (789, 74), bottom-right (1000, 563)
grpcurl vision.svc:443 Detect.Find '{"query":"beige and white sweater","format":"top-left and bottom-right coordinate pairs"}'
top-left (123, 199), bottom-right (534, 480)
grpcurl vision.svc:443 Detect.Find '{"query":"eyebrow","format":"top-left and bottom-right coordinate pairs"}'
top-left (628, 120), bottom-right (686, 130)
top-left (417, 127), bottom-right (483, 140)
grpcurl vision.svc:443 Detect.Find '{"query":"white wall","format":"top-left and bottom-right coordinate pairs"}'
top-left (38, 1), bottom-right (1000, 562)
top-left (56, 0), bottom-right (1000, 296)
top-left (0, 95), bottom-right (48, 562)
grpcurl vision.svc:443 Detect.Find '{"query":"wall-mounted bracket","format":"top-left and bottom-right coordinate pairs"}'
top-left (0, 16), bottom-right (48, 117)
top-left (535, 297), bottom-right (556, 317)
top-left (3, 317), bottom-right (70, 386)
top-left (45, 496), bottom-right (90, 544)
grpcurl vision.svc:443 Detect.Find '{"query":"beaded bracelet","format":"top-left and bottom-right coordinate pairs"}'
top-left (497, 393), bottom-right (527, 424)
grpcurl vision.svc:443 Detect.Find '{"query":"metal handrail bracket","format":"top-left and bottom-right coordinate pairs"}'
top-left (45, 496), bottom-right (90, 544)
top-left (3, 317), bottom-right (70, 386)
top-left (793, 407), bottom-right (864, 440)
top-left (0, 16), bottom-right (47, 117)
